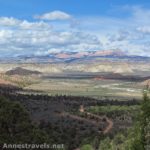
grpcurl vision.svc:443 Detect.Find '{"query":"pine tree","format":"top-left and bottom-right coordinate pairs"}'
top-left (140, 91), bottom-right (150, 150)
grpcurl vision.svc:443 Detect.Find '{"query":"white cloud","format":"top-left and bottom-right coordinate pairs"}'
top-left (19, 20), bottom-right (52, 30)
top-left (35, 10), bottom-right (72, 21)
top-left (80, 6), bottom-right (150, 56)
top-left (0, 7), bottom-right (150, 57)
top-left (136, 26), bottom-right (150, 34)
top-left (0, 17), bottom-right (20, 26)
top-left (0, 16), bottom-right (102, 57)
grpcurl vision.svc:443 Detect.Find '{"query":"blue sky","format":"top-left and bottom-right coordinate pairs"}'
top-left (0, 0), bottom-right (150, 57)
top-left (0, 0), bottom-right (150, 17)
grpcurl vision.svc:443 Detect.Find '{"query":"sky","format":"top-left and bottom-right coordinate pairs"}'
top-left (0, 0), bottom-right (150, 57)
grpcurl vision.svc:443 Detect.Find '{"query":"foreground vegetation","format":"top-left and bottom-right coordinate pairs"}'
top-left (83, 91), bottom-right (150, 150)
top-left (0, 84), bottom-right (149, 150)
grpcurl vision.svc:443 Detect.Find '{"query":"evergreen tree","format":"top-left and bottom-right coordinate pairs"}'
top-left (0, 96), bottom-right (51, 146)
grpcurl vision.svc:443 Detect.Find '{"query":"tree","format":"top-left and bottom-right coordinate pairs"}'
top-left (140, 92), bottom-right (150, 150)
top-left (0, 96), bottom-right (50, 145)
top-left (131, 91), bottom-right (150, 150)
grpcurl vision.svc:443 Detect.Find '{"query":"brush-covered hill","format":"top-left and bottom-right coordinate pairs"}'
top-left (6, 67), bottom-right (42, 76)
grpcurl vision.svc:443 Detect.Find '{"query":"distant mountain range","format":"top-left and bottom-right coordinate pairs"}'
top-left (0, 49), bottom-right (150, 63)
top-left (50, 49), bottom-right (126, 59)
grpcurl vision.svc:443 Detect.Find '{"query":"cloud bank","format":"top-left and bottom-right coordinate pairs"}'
top-left (0, 8), bottom-right (150, 57)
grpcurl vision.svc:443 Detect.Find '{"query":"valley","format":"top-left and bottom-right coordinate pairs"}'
top-left (0, 55), bottom-right (149, 150)
top-left (0, 56), bottom-right (149, 99)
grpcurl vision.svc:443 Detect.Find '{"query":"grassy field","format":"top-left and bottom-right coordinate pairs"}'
top-left (24, 78), bottom-right (143, 99)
